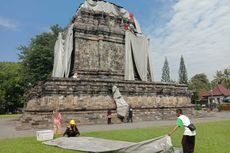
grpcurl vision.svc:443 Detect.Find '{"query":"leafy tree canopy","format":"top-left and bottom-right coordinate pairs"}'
top-left (189, 73), bottom-right (210, 91)
top-left (18, 25), bottom-right (64, 86)
top-left (178, 55), bottom-right (188, 84)
top-left (188, 73), bottom-right (211, 103)
top-left (211, 67), bottom-right (230, 89)
top-left (161, 57), bottom-right (170, 82)
top-left (0, 62), bottom-right (24, 113)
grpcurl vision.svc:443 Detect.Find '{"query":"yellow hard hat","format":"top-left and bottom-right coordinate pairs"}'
top-left (69, 119), bottom-right (75, 125)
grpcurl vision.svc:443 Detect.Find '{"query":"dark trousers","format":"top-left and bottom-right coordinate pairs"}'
top-left (127, 116), bottom-right (133, 122)
top-left (108, 118), bottom-right (111, 124)
top-left (182, 135), bottom-right (195, 153)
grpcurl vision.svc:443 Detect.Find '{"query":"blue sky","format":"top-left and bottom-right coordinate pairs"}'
top-left (1, 0), bottom-right (229, 81)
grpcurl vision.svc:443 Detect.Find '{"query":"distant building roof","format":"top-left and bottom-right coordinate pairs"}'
top-left (201, 84), bottom-right (230, 97)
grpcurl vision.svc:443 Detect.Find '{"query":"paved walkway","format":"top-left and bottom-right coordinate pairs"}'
top-left (1, 111), bottom-right (230, 139)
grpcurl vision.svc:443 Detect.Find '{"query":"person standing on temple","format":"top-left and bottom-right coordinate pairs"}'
top-left (127, 106), bottom-right (133, 123)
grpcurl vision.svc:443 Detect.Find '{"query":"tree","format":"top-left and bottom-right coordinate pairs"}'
top-left (211, 67), bottom-right (230, 89)
top-left (0, 89), bottom-right (5, 113)
top-left (18, 25), bottom-right (64, 86)
top-left (0, 62), bottom-right (24, 114)
top-left (161, 57), bottom-right (170, 82)
top-left (178, 55), bottom-right (188, 84)
top-left (188, 73), bottom-right (210, 103)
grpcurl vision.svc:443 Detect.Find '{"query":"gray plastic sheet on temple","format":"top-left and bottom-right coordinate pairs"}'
top-left (112, 85), bottom-right (129, 118)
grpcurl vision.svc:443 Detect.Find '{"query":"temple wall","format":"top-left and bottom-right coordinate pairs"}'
top-left (26, 95), bottom-right (190, 111)
top-left (74, 38), bottom-right (125, 79)
top-left (20, 107), bottom-right (193, 129)
top-left (71, 8), bottom-right (132, 80)
top-left (19, 78), bottom-right (192, 129)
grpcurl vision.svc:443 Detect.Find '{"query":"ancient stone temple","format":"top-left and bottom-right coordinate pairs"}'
top-left (20, 0), bottom-right (192, 129)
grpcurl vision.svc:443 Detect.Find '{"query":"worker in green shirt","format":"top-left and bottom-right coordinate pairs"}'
top-left (168, 109), bottom-right (196, 153)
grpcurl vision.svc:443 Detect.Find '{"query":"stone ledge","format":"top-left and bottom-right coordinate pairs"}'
top-left (25, 78), bottom-right (191, 100)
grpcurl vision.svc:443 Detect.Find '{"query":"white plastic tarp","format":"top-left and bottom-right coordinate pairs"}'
top-left (52, 24), bottom-right (74, 78)
top-left (44, 136), bottom-right (181, 153)
top-left (81, 0), bottom-right (142, 34)
top-left (52, 32), bottom-right (64, 77)
top-left (63, 24), bottom-right (74, 78)
top-left (117, 135), bottom-right (175, 153)
top-left (125, 31), bottom-right (135, 80)
top-left (83, 0), bottom-right (129, 18)
top-left (133, 17), bottom-right (142, 34)
top-left (148, 53), bottom-right (155, 82)
top-left (44, 137), bottom-right (135, 153)
top-left (112, 86), bottom-right (129, 118)
top-left (125, 31), bottom-right (154, 81)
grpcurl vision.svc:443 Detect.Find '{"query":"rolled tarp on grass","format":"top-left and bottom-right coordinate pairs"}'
top-left (44, 135), bottom-right (182, 153)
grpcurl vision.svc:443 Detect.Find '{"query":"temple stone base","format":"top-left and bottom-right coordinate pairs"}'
top-left (19, 108), bottom-right (194, 129)
top-left (19, 78), bottom-right (193, 129)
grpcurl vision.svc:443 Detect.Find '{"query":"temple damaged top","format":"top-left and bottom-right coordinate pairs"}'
top-left (52, 0), bottom-right (154, 82)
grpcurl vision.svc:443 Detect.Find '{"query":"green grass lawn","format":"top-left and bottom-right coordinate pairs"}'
top-left (0, 120), bottom-right (230, 153)
top-left (0, 114), bottom-right (22, 118)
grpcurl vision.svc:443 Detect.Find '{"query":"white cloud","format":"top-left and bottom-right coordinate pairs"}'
top-left (148, 0), bottom-right (230, 81)
top-left (0, 16), bottom-right (17, 30)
